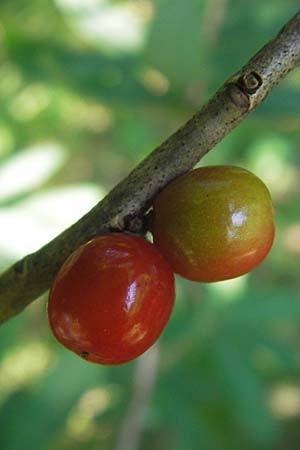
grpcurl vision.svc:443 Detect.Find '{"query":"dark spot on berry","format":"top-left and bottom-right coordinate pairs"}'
top-left (81, 351), bottom-right (89, 358)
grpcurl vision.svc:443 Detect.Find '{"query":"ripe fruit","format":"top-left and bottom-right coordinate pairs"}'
top-left (152, 166), bottom-right (275, 282)
top-left (48, 233), bottom-right (175, 365)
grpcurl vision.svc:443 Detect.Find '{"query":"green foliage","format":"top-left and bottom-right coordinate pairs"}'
top-left (0, 0), bottom-right (300, 449)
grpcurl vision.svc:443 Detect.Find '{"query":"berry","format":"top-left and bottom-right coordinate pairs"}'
top-left (48, 233), bottom-right (175, 365)
top-left (152, 166), bottom-right (275, 282)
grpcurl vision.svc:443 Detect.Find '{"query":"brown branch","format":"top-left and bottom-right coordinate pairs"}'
top-left (0, 11), bottom-right (300, 325)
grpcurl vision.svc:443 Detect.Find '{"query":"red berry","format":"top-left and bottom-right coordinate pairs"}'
top-left (48, 233), bottom-right (175, 365)
top-left (152, 166), bottom-right (275, 282)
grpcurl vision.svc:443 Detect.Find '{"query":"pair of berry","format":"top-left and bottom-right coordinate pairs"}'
top-left (48, 166), bottom-right (275, 365)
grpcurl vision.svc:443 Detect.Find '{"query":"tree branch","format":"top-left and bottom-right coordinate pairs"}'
top-left (0, 11), bottom-right (300, 325)
top-left (115, 345), bottom-right (159, 450)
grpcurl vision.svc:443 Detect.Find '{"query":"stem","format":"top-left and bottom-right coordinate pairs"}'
top-left (115, 346), bottom-right (159, 450)
top-left (0, 11), bottom-right (300, 325)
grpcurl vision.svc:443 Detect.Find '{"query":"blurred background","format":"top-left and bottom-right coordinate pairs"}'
top-left (0, 1), bottom-right (300, 449)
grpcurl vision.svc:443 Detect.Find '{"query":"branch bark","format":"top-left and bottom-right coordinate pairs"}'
top-left (1, 11), bottom-right (300, 325)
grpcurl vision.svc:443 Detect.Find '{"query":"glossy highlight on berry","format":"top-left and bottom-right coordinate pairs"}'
top-left (48, 233), bottom-right (175, 365)
top-left (152, 165), bottom-right (275, 282)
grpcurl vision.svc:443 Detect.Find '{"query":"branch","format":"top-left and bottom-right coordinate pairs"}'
top-left (115, 345), bottom-right (159, 450)
top-left (1, 11), bottom-right (300, 325)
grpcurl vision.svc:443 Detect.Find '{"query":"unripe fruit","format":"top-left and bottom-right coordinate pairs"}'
top-left (48, 233), bottom-right (175, 365)
top-left (152, 166), bottom-right (275, 282)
